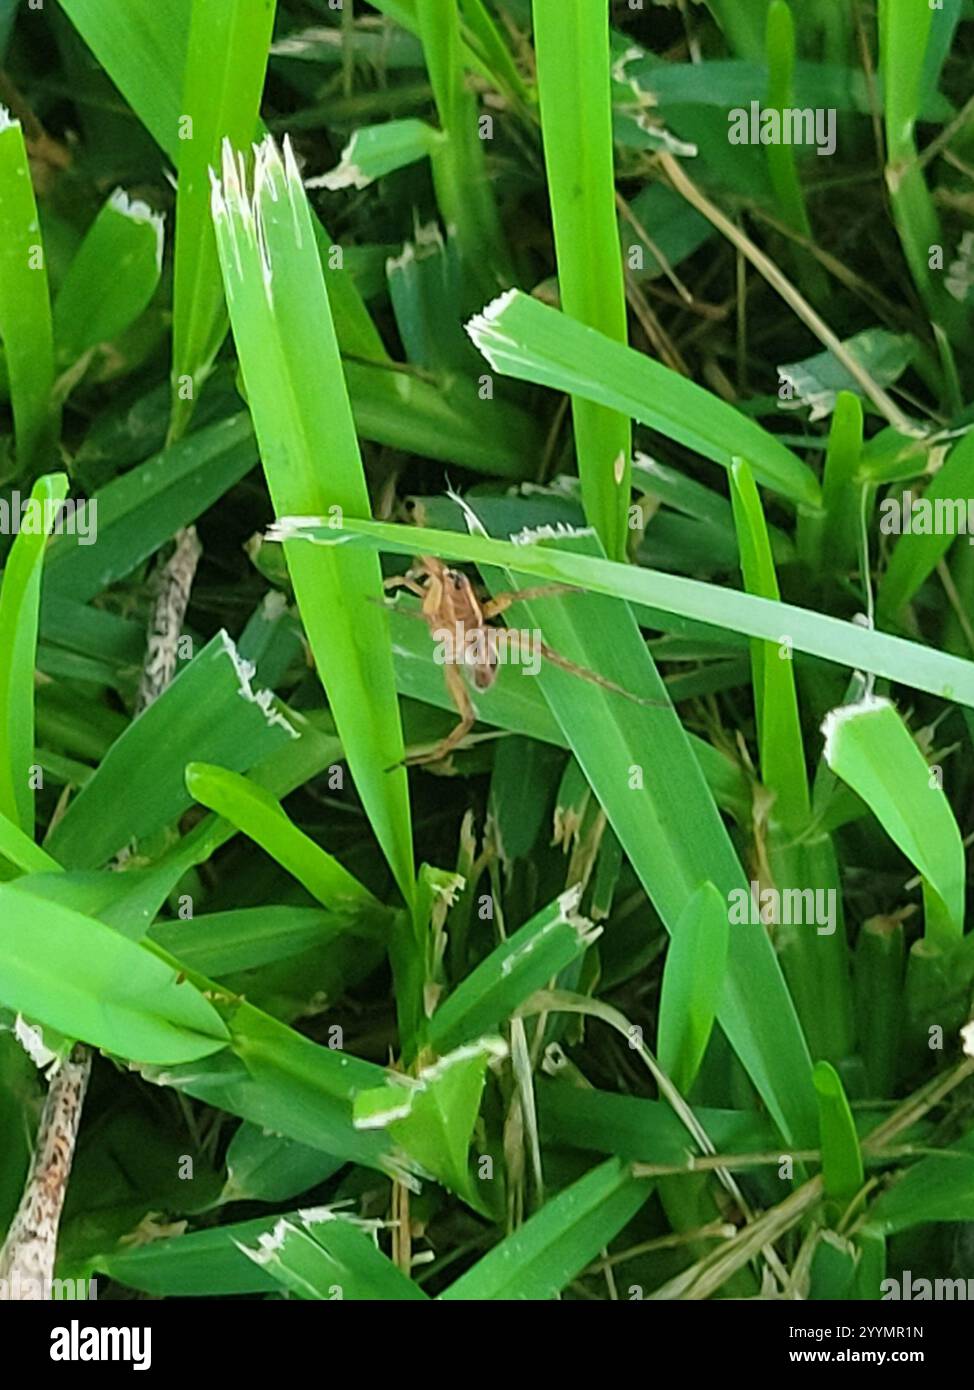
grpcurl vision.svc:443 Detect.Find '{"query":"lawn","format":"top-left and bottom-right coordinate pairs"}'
top-left (1, 0), bottom-right (974, 1308)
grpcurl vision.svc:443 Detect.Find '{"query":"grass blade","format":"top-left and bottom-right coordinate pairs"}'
top-left (185, 762), bottom-right (385, 915)
top-left (211, 137), bottom-right (414, 907)
top-left (168, 0), bottom-right (276, 442)
top-left (0, 110), bottom-right (56, 471)
top-left (0, 473), bottom-right (68, 833)
top-left (532, 0), bottom-right (631, 559)
top-left (657, 882), bottom-right (729, 1095)
top-left (44, 632), bottom-right (296, 869)
top-left (428, 886), bottom-right (598, 1054)
top-left (467, 289), bottom-right (820, 506)
top-left (0, 885), bottom-right (230, 1064)
top-left (440, 1157), bottom-right (652, 1300)
top-left (822, 695), bottom-right (965, 948)
top-left (53, 190), bottom-right (164, 370)
top-left (813, 1061), bottom-right (864, 1209)
top-left (275, 515), bottom-right (974, 710)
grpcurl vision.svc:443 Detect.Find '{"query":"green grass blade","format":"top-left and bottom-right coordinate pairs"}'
top-left (0, 111), bottom-right (56, 471)
top-left (467, 289), bottom-right (821, 507)
top-left (854, 914), bottom-right (905, 1098)
top-left (151, 906), bottom-right (350, 978)
top-left (0, 807), bottom-right (60, 876)
top-left (57, 0), bottom-right (191, 155)
top-left (43, 414), bottom-right (258, 602)
top-left (237, 1212), bottom-right (429, 1300)
top-left (764, 2), bottom-right (813, 241)
top-left (439, 1157), bottom-right (652, 1300)
top-left (44, 632), bottom-right (296, 869)
top-left (813, 1060), bottom-right (864, 1209)
top-left (704, 0), bottom-right (770, 61)
top-left (354, 1036), bottom-right (505, 1213)
top-left (0, 884), bottom-right (230, 1063)
top-left (276, 515), bottom-right (974, 710)
top-left (168, 0), bottom-right (276, 442)
top-left (729, 457), bottom-right (809, 830)
top-left (59, 0), bottom-right (389, 365)
top-left (823, 695), bottom-right (965, 947)
top-left (657, 882), bottom-right (729, 1095)
top-left (466, 523), bottom-right (816, 1146)
top-left (52, 190), bottom-right (164, 369)
top-left (221, 1123), bottom-right (344, 1204)
top-left (185, 762), bottom-right (384, 914)
top-left (532, 0), bottom-right (631, 559)
top-left (0, 473), bottom-right (68, 832)
top-left (818, 390), bottom-right (864, 576)
top-left (211, 137), bottom-right (414, 907)
top-left (310, 118), bottom-right (444, 190)
top-left (878, 431), bottom-right (974, 619)
top-left (428, 886), bottom-right (598, 1054)
top-left (415, 0), bottom-right (509, 295)
top-left (878, 0), bottom-right (962, 333)
top-left (868, 1128), bottom-right (974, 1234)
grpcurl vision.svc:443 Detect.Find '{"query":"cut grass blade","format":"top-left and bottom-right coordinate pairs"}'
top-left (93, 1207), bottom-right (428, 1298)
top-left (168, 0), bottom-right (277, 442)
top-left (211, 137), bottom-right (414, 908)
top-left (308, 118), bottom-right (444, 190)
top-left (354, 1036), bottom-right (505, 1214)
top-left (466, 289), bottom-right (820, 507)
top-left (818, 390), bottom-right (864, 576)
top-left (428, 885), bottom-right (599, 1054)
top-left (0, 110), bottom-right (56, 472)
top-left (52, 190), bottom-right (164, 370)
top-left (59, 0), bottom-right (390, 366)
top-left (238, 1211), bottom-right (429, 1301)
top-left (822, 695), bottom-right (965, 948)
top-left (44, 632), bottom-right (296, 869)
top-left (532, 0), bottom-right (631, 559)
top-left (0, 473), bottom-right (68, 833)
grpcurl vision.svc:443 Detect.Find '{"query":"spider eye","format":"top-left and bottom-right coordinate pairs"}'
top-left (451, 573), bottom-right (465, 590)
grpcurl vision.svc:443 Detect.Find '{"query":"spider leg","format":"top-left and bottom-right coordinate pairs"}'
top-left (482, 583), bottom-right (581, 620)
top-left (402, 663), bottom-right (477, 766)
top-left (506, 631), bottom-right (671, 708)
top-left (383, 574), bottom-right (426, 598)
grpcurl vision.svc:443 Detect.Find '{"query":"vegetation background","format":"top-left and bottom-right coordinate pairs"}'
top-left (1, 0), bottom-right (974, 1302)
